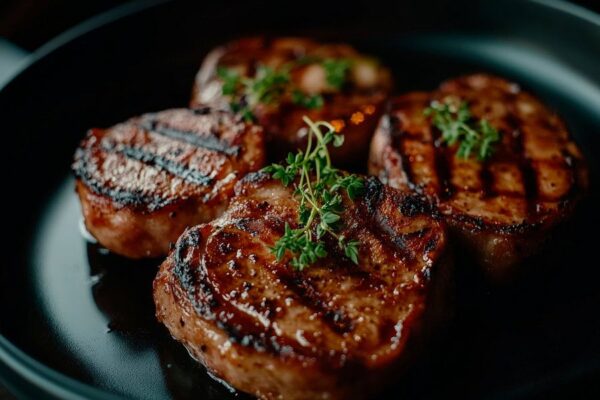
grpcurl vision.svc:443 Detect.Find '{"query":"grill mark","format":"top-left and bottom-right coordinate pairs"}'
top-left (213, 316), bottom-right (319, 361)
top-left (140, 119), bottom-right (239, 156)
top-left (450, 212), bottom-right (542, 234)
top-left (373, 216), bottom-right (417, 263)
top-left (355, 190), bottom-right (419, 263)
top-left (396, 137), bottom-right (415, 187)
top-left (434, 147), bottom-right (453, 200)
top-left (80, 172), bottom-right (166, 207)
top-left (191, 106), bottom-right (212, 115)
top-left (214, 320), bottom-right (272, 352)
top-left (389, 116), bottom-right (415, 188)
top-left (275, 271), bottom-right (355, 335)
top-left (426, 105), bottom-right (455, 200)
top-left (73, 149), bottom-right (169, 210)
top-left (515, 128), bottom-right (539, 217)
top-left (358, 179), bottom-right (430, 263)
top-left (104, 143), bottom-right (213, 186)
top-left (362, 178), bottom-right (385, 216)
top-left (563, 151), bottom-right (581, 198)
top-left (173, 229), bottom-right (219, 318)
top-left (398, 193), bottom-right (436, 217)
top-left (174, 236), bottom-right (288, 356)
top-left (480, 161), bottom-right (494, 198)
top-left (176, 239), bottom-right (317, 359)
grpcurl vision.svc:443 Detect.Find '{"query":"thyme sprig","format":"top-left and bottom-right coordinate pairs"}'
top-left (216, 57), bottom-right (352, 121)
top-left (424, 99), bottom-right (501, 160)
top-left (262, 116), bottom-right (364, 270)
top-left (217, 65), bottom-right (291, 121)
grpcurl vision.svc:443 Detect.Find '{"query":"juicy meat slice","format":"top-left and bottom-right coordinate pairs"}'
top-left (191, 37), bottom-right (392, 167)
top-left (369, 74), bottom-right (589, 281)
top-left (154, 173), bottom-right (450, 400)
top-left (72, 106), bottom-right (265, 259)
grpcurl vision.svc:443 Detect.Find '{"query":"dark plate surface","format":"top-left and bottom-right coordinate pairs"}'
top-left (1, 0), bottom-right (600, 399)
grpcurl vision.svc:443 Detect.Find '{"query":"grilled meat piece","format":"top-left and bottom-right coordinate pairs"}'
top-left (73, 107), bottom-right (265, 259)
top-left (191, 37), bottom-right (392, 167)
top-left (154, 173), bottom-right (451, 400)
top-left (369, 74), bottom-right (589, 281)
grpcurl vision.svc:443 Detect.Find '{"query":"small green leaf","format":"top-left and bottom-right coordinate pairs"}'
top-left (315, 243), bottom-right (328, 258)
top-left (287, 152), bottom-right (295, 164)
top-left (217, 67), bottom-right (240, 96)
top-left (291, 90), bottom-right (324, 109)
top-left (323, 58), bottom-right (352, 89)
top-left (333, 134), bottom-right (345, 147)
top-left (275, 245), bottom-right (286, 261)
top-left (344, 241), bottom-right (360, 264)
top-left (322, 212), bottom-right (340, 225)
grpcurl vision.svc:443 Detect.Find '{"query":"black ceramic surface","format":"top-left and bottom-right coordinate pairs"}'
top-left (0, 0), bottom-right (599, 399)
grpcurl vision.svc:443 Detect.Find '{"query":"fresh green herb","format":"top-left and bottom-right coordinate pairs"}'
top-left (291, 90), bottom-right (324, 109)
top-left (217, 65), bottom-right (291, 122)
top-left (323, 58), bottom-right (352, 89)
top-left (217, 56), bottom-right (353, 119)
top-left (246, 65), bottom-right (290, 106)
top-left (216, 67), bottom-right (241, 96)
top-left (424, 99), bottom-right (501, 160)
top-left (262, 116), bottom-right (365, 270)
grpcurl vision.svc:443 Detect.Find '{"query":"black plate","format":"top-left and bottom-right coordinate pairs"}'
top-left (1, 0), bottom-right (600, 399)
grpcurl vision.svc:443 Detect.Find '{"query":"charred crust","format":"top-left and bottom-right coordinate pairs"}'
top-left (191, 105), bottom-right (212, 115)
top-left (102, 141), bottom-right (213, 186)
top-left (172, 229), bottom-right (219, 317)
top-left (173, 229), bottom-right (201, 289)
top-left (234, 171), bottom-right (272, 195)
top-left (399, 194), bottom-right (435, 217)
top-left (447, 212), bottom-right (544, 235)
top-left (214, 321), bottom-right (270, 352)
top-left (424, 237), bottom-right (439, 256)
top-left (361, 177), bottom-right (385, 215)
top-left (72, 107), bottom-right (260, 212)
top-left (233, 217), bottom-right (261, 235)
top-left (73, 150), bottom-right (172, 211)
top-left (138, 118), bottom-right (240, 156)
top-left (372, 76), bottom-right (588, 247)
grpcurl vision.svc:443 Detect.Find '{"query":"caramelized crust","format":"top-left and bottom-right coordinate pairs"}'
top-left (191, 37), bottom-right (393, 166)
top-left (73, 107), bottom-right (265, 258)
top-left (154, 174), bottom-right (450, 399)
top-left (369, 74), bottom-right (589, 280)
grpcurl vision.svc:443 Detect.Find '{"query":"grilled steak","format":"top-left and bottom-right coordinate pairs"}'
top-left (191, 37), bottom-right (392, 167)
top-left (369, 74), bottom-right (589, 281)
top-left (154, 173), bottom-right (451, 400)
top-left (73, 107), bottom-right (265, 259)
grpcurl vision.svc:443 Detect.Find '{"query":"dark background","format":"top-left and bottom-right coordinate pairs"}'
top-left (0, 1), bottom-right (598, 399)
top-left (0, 0), bottom-right (599, 52)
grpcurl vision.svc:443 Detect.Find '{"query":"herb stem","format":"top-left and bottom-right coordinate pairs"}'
top-left (303, 117), bottom-right (334, 168)
top-left (262, 116), bottom-right (364, 270)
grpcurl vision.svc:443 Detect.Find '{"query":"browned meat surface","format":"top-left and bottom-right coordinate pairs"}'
top-left (369, 74), bottom-right (589, 281)
top-left (72, 106), bottom-right (265, 259)
top-left (191, 37), bottom-right (392, 167)
top-left (154, 173), bottom-right (451, 400)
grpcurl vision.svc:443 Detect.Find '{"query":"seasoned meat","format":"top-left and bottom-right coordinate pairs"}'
top-left (191, 37), bottom-right (392, 167)
top-left (73, 107), bottom-right (265, 259)
top-left (154, 173), bottom-right (451, 400)
top-left (369, 74), bottom-right (589, 281)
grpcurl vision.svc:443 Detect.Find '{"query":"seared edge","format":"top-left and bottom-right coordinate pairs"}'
top-left (154, 174), bottom-right (451, 399)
